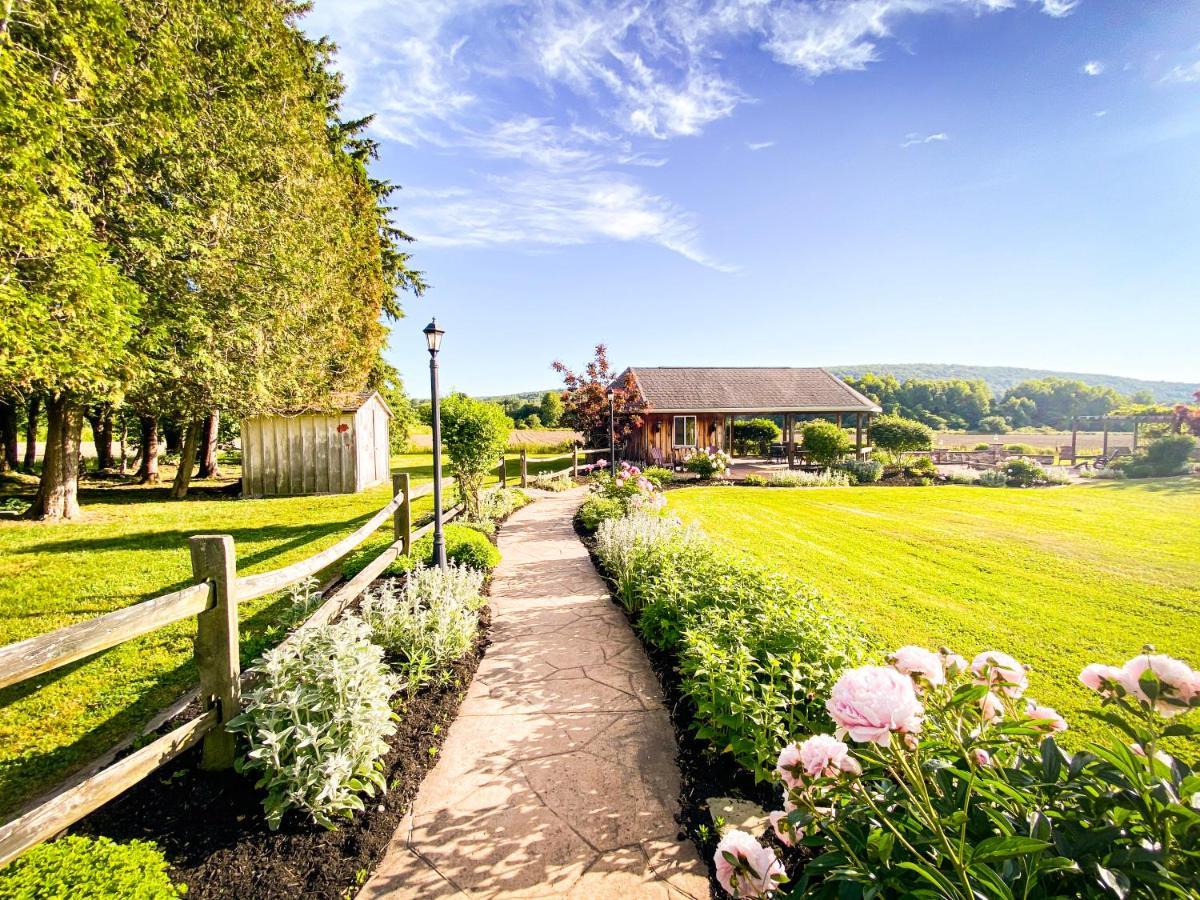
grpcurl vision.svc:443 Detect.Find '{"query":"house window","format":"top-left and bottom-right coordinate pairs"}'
top-left (672, 415), bottom-right (697, 448)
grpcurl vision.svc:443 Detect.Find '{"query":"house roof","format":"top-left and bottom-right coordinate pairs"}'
top-left (616, 367), bottom-right (881, 414)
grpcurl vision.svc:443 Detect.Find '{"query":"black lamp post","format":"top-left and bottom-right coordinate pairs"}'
top-left (607, 388), bottom-right (617, 473)
top-left (423, 319), bottom-right (447, 570)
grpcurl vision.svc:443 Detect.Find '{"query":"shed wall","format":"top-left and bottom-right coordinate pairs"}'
top-left (241, 413), bottom-right (358, 496)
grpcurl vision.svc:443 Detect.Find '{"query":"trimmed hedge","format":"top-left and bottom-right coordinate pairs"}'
top-left (411, 524), bottom-right (501, 572)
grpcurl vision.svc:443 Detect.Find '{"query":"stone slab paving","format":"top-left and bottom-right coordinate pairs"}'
top-left (361, 488), bottom-right (710, 900)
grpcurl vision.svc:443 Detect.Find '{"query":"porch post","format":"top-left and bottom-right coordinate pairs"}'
top-left (1071, 418), bottom-right (1078, 461)
top-left (855, 413), bottom-right (863, 452)
top-left (786, 413), bottom-right (795, 468)
top-left (1102, 419), bottom-right (1109, 456)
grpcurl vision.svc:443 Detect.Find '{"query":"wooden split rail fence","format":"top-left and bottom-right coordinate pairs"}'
top-left (0, 449), bottom-right (595, 868)
top-left (497, 446), bottom-right (609, 488)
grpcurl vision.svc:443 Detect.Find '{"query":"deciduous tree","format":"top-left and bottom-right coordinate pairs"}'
top-left (551, 345), bottom-right (645, 449)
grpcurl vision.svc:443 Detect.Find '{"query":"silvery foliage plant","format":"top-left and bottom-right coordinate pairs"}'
top-left (594, 511), bottom-right (704, 609)
top-left (359, 562), bottom-right (486, 692)
top-left (227, 616), bottom-right (401, 830)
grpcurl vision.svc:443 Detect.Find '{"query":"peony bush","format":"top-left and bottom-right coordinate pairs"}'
top-left (716, 645), bottom-right (1200, 899)
top-left (685, 447), bottom-right (732, 478)
top-left (581, 461), bottom-right (668, 531)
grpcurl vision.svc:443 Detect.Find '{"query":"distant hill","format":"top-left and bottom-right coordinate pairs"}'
top-left (830, 364), bottom-right (1197, 404)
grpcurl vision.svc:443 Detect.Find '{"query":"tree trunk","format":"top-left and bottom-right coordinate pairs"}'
top-left (119, 418), bottom-right (128, 475)
top-left (137, 416), bottom-right (160, 484)
top-left (23, 395), bottom-right (40, 472)
top-left (86, 406), bottom-right (114, 470)
top-left (169, 420), bottom-right (201, 499)
top-left (26, 395), bottom-right (82, 520)
top-left (197, 410), bottom-right (221, 479)
top-left (0, 397), bottom-right (17, 473)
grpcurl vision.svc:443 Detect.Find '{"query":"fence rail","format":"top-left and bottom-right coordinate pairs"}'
top-left (0, 450), bottom-right (600, 868)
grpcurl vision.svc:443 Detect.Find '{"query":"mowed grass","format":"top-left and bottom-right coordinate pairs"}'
top-left (0, 451), bottom-right (568, 816)
top-left (669, 478), bottom-right (1200, 753)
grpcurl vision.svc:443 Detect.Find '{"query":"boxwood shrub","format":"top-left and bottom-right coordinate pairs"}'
top-left (411, 523), bottom-right (501, 572)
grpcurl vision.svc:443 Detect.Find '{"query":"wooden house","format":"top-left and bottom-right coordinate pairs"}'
top-left (240, 391), bottom-right (393, 497)
top-left (614, 367), bottom-right (881, 467)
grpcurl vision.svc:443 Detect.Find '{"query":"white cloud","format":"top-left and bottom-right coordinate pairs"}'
top-left (901, 131), bottom-right (949, 148)
top-left (746, 140), bottom-right (776, 150)
top-left (1037, 0), bottom-right (1080, 17)
top-left (1161, 60), bottom-right (1200, 84)
top-left (1094, 109), bottom-right (1108, 117)
top-left (1081, 60), bottom-right (1104, 76)
top-left (302, 0), bottom-right (1079, 268)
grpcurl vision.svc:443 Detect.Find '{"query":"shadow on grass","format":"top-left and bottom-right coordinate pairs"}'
top-left (1088, 475), bottom-right (1200, 496)
top-left (0, 590), bottom-right (303, 820)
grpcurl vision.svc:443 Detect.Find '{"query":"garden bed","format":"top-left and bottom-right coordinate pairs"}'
top-left (67, 599), bottom-right (490, 899)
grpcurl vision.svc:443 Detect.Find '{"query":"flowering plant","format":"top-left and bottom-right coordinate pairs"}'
top-left (590, 460), bottom-right (667, 514)
top-left (721, 645), bottom-right (1200, 899)
top-left (685, 447), bottom-right (732, 478)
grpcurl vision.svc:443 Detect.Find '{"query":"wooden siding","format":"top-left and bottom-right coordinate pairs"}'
top-left (633, 413), bottom-right (726, 464)
top-left (241, 396), bottom-right (390, 496)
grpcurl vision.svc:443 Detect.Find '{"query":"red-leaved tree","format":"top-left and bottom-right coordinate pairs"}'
top-left (551, 344), bottom-right (646, 450)
top-left (1172, 389), bottom-right (1200, 435)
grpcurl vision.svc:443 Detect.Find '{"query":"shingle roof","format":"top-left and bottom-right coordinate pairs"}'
top-left (617, 367), bottom-right (881, 413)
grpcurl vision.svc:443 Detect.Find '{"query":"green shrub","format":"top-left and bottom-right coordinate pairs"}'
top-left (1003, 457), bottom-right (1045, 487)
top-left (742, 474), bottom-right (768, 486)
top-left (902, 456), bottom-right (937, 478)
top-left (480, 487), bottom-right (531, 522)
top-left (641, 465), bottom-right (675, 488)
top-left (411, 523), bottom-right (501, 571)
top-left (1143, 434), bottom-right (1195, 475)
top-left (578, 495), bottom-right (625, 532)
top-left (977, 415), bottom-right (1010, 434)
top-left (228, 618), bottom-right (401, 829)
top-left (801, 420), bottom-right (853, 466)
top-left (979, 469), bottom-right (1008, 487)
top-left (973, 442), bottom-right (992, 451)
top-left (359, 563), bottom-right (485, 693)
top-left (945, 470), bottom-right (981, 485)
top-left (684, 448), bottom-right (731, 478)
top-left (841, 459), bottom-right (883, 484)
top-left (0, 836), bottom-right (185, 899)
top-left (870, 414), bottom-right (933, 462)
top-left (731, 418), bottom-right (782, 455)
top-left (530, 471), bottom-right (572, 491)
top-left (440, 393), bottom-right (511, 519)
top-left (1004, 442), bottom-right (1041, 457)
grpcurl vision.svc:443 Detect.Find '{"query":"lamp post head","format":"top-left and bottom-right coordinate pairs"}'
top-left (606, 387), bottom-right (616, 403)
top-left (423, 319), bottom-right (444, 355)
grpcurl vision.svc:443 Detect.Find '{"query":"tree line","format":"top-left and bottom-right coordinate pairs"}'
top-left (0, 0), bottom-right (423, 519)
top-left (843, 373), bottom-right (1149, 432)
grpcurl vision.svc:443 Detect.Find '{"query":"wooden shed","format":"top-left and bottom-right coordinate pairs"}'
top-left (240, 392), bottom-right (393, 497)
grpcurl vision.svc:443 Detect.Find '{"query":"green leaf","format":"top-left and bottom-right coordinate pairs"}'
top-left (970, 836), bottom-right (1052, 864)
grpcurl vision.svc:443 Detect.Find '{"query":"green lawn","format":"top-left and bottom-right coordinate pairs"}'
top-left (0, 451), bottom-right (567, 816)
top-left (669, 478), bottom-right (1200, 753)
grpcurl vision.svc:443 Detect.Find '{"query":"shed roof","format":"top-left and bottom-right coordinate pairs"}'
top-left (617, 367), bottom-right (881, 414)
top-left (263, 390), bottom-right (394, 419)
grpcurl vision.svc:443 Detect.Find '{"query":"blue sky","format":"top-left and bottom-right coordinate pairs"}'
top-left (302, 0), bottom-right (1200, 397)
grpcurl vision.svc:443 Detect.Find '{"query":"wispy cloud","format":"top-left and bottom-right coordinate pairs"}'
top-left (901, 131), bottom-right (949, 148)
top-left (302, 0), bottom-right (1079, 268)
top-left (746, 140), bottom-right (776, 151)
top-left (1094, 109), bottom-right (1108, 117)
top-left (1081, 60), bottom-right (1104, 76)
top-left (1161, 60), bottom-right (1200, 84)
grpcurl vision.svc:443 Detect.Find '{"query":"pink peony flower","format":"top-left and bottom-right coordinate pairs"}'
top-left (1079, 663), bottom-right (1124, 697)
top-left (714, 830), bottom-right (787, 898)
top-left (971, 651), bottom-right (1028, 698)
top-left (891, 645), bottom-right (946, 687)
top-left (768, 810), bottom-right (795, 847)
top-left (1119, 654), bottom-right (1199, 717)
top-left (826, 666), bottom-right (924, 747)
top-left (980, 691), bottom-right (1004, 723)
top-left (774, 743), bottom-right (804, 790)
top-left (795, 734), bottom-right (860, 779)
top-left (1024, 700), bottom-right (1068, 735)
top-left (971, 748), bottom-right (992, 767)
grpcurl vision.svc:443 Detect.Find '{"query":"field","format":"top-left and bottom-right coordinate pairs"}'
top-left (0, 451), bottom-right (567, 816)
top-left (934, 430), bottom-right (1134, 451)
top-left (669, 478), bottom-right (1200, 752)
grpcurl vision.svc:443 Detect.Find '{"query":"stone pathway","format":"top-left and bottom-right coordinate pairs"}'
top-left (361, 488), bottom-right (710, 899)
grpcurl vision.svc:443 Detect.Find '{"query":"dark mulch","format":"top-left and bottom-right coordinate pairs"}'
top-left (72, 606), bottom-right (490, 899)
top-left (574, 516), bottom-right (814, 899)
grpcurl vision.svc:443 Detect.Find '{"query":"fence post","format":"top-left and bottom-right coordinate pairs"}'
top-left (520, 449), bottom-right (528, 488)
top-left (393, 473), bottom-right (411, 557)
top-left (189, 535), bottom-right (240, 771)
top-left (572, 445), bottom-right (579, 478)
top-left (498, 454), bottom-right (507, 488)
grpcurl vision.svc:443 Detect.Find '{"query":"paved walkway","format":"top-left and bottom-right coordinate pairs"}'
top-left (361, 488), bottom-right (709, 900)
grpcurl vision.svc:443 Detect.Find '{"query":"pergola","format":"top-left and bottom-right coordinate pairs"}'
top-left (1069, 413), bottom-right (1175, 460)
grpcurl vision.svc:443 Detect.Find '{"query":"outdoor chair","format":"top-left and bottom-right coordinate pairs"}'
top-left (769, 443), bottom-right (785, 464)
